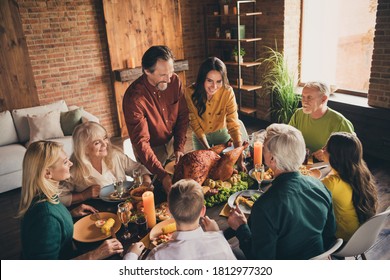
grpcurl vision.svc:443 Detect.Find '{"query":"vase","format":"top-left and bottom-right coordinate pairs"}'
top-left (223, 5), bottom-right (229, 15)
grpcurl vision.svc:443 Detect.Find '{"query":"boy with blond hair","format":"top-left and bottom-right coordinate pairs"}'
top-left (124, 179), bottom-right (236, 260)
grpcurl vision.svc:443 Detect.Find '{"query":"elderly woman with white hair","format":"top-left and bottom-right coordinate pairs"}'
top-left (228, 123), bottom-right (336, 259)
top-left (59, 122), bottom-right (151, 206)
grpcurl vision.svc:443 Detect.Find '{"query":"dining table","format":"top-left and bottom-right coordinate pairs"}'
top-left (70, 182), bottom-right (243, 260)
top-left (71, 161), bottom-right (330, 260)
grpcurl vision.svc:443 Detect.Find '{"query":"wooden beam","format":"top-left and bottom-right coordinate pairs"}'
top-left (114, 60), bottom-right (189, 82)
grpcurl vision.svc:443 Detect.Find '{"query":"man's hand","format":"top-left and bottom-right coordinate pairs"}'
top-left (175, 151), bottom-right (184, 164)
top-left (162, 174), bottom-right (172, 194)
top-left (127, 242), bottom-right (145, 257)
top-left (228, 205), bottom-right (247, 231)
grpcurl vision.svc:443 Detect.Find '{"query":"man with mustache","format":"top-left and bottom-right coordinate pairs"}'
top-left (289, 81), bottom-right (354, 162)
top-left (123, 46), bottom-right (189, 193)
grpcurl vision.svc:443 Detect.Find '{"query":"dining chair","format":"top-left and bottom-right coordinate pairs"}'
top-left (238, 119), bottom-right (249, 142)
top-left (310, 238), bottom-right (343, 260)
top-left (332, 206), bottom-right (390, 260)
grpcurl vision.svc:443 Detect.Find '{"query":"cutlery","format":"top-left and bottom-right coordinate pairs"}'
top-left (91, 212), bottom-right (102, 221)
top-left (139, 247), bottom-right (151, 260)
top-left (309, 164), bottom-right (329, 170)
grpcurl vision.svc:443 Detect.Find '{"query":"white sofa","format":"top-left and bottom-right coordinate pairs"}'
top-left (0, 100), bottom-right (99, 194)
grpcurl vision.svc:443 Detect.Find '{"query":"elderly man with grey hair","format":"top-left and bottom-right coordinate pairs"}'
top-left (228, 123), bottom-right (336, 259)
top-left (289, 81), bottom-right (354, 161)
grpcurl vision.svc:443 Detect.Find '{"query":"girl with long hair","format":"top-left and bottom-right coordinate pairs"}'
top-left (185, 57), bottom-right (245, 169)
top-left (322, 132), bottom-right (378, 241)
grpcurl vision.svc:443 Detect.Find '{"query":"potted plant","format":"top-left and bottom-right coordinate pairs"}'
top-left (232, 46), bottom-right (245, 63)
top-left (259, 46), bottom-right (300, 124)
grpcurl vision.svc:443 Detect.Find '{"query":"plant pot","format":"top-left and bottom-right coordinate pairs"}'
top-left (234, 55), bottom-right (243, 64)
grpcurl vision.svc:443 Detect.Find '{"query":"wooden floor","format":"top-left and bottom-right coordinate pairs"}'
top-left (1, 116), bottom-right (389, 260)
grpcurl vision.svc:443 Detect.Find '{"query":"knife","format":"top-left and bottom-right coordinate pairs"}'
top-left (309, 164), bottom-right (329, 170)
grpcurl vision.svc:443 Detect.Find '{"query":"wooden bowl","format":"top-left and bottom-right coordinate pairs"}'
top-left (130, 186), bottom-right (152, 201)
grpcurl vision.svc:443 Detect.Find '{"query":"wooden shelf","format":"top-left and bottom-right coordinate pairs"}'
top-left (207, 11), bottom-right (262, 17)
top-left (114, 60), bottom-right (189, 82)
top-left (232, 84), bottom-right (262, 91)
top-left (208, 38), bottom-right (262, 43)
top-left (224, 61), bottom-right (261, 67)
top-left (239, 106), bottom-right (257, 115)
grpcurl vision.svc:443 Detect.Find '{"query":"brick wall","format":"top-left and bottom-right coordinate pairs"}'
top-left (368, 0), bottom-right (390, 109)
top-left (17, 0), bottom-right (119, 136)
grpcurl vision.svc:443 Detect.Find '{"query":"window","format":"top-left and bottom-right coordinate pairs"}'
top-left (300, 0), bottom-right (377, 95)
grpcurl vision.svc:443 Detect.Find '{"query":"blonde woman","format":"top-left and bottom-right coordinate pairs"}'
top-left (59, 122), bottom-right (151, 206)
top-left (17, 141), bottom-right (123, 259)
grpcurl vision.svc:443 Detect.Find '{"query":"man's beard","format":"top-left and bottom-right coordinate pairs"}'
top-left (156, 82), bottom-right (168, 91)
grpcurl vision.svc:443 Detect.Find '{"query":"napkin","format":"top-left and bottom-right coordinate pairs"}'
top-left (219, 203), bottom-right (232, 217)
top-left (140, 233), bottom-right (152, 249)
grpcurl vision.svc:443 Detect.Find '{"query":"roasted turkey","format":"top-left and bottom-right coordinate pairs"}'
top-left (173, 141), bottom-right (249, 185)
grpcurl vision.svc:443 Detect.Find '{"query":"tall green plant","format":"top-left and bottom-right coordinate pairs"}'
top-left (260, 47), bottom-right (300, 124)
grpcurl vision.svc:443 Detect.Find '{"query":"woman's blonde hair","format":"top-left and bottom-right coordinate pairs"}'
top-left (70, 122), bottom-right (118, 186)
top-left (17, 141), bottom-right (64, 218)
top-left (168, 179), bottom-right (204, 224)
top-left (264, 123), bottom-right (306, 172)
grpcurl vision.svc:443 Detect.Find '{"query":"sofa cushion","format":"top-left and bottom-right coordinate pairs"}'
top-left (11, 100), bottom-right (68, 143)
top-left (60, 108), bottom-right (82, 136)
top-left (0, 144), bottom-right (26, 175)
top-left (0, 111), bottom-right (19, 146)
top-left (27, 110), bottom-right (64, 145)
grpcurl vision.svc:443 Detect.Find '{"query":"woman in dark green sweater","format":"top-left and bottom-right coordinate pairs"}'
top-left (17, 141), bottom-right (124, 259)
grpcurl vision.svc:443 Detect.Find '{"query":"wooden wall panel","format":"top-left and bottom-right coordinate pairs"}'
top-left (103, 0), bottom-right (186, 137)
top-left (0, 0), bottom-right (39, 111)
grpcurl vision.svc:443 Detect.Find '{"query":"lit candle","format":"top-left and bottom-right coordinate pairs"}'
top-left (253, 141), bottom-right (263, 166)
top-left (142, 191), bottom-right (156, 228)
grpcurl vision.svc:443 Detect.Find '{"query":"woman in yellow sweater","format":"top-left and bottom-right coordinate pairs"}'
top-left (321, 132), bottom-right (378, 241)
top-left (185, 57), bottom-right (244, 168)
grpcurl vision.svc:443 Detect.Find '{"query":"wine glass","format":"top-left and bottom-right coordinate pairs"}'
top-left (135, 213), bottom-right (148, 239)
top-left (113, 177), bottom-right (124, 198)
top-left (132, 168), bottom-right (142, 188)
top-left (255, 163), bottom-right (265, 193)
top-left (117, 202), bottom-right (132, 240)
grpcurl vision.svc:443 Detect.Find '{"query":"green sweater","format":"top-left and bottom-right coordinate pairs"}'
top-left (236, 172), bottom-right (336, 259)
top-left (289, 107), bottom-right (354, 152)
top-left (21, 197), bottom-right (75, 259)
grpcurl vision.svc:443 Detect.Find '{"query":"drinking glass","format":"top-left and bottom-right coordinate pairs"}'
top-left (132, 168), bottom-right (142, 187)
top-left (252, 129), bottom-right (266, 166)
top-left (135, 213), bottom-right (148, 239)
top-left (242, 146), bottom-right (251, 167)
top-left (117, 202), bottom-right (132, 240)
top-left (255, 163), bottom-right (265, 193)
top-left (114, 177), bottom-right (125, 198)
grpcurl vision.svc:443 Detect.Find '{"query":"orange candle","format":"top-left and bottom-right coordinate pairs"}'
top-left (253, 141), bottom-right (263, 165)
top-left (142, 191), bottom-right (156, 228)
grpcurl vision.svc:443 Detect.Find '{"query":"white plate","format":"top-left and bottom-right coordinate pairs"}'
top-left (99, 181), bottom-right (133, 202)
top-left (227, 190), bottom-right (262, 214)
top-left (248, 168), bottom-right (273, 184)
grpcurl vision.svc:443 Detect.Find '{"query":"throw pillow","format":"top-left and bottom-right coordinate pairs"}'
top-left (60, 108), bottom-right (82, 135)
top-left (27, 110), bottom-right (64, 145)
top-left (0, 111), bottom-right (19, 146)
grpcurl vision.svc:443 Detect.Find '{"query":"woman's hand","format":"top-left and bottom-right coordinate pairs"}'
top-left (82, 185), bottom-right (101, 200)
top-left (70, 204), bottom-right (97, 218)
top-left (200, 215), bottom-right (220, 232)
top-left (228, 205), bottom-right (247, 230)
top-left (237, 153), bottom-right (247, 172)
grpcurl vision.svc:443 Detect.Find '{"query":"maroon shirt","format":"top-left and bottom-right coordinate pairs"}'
top-left (123, 74), bottom-right (189, 179)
